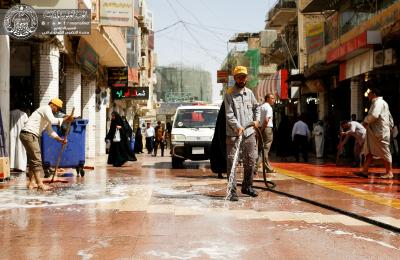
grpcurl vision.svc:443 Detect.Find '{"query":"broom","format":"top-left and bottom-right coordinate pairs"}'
top-left (49, 107), bottom-right (75, 184)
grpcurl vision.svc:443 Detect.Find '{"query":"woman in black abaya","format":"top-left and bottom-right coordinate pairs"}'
top-left (106, 112), bottom-right (133, 167)
top-left (134, 126), bottom-right (143, 153)
top-left (121, 116), bottom-right (137, 161)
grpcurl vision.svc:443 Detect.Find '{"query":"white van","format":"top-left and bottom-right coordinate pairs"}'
top-left (170, 105), bottom-right (219, 168)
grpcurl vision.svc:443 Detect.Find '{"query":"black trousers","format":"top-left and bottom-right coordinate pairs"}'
top-left (293, 134), bottom-right (308, 162)
top-left (146, 137), bottom-right (154, 154)
top-left (154, 140), bottom-right (165, 156)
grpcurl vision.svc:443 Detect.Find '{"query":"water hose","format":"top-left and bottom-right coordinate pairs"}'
top-left (226, 124), bottom-right (400, 233)
top-left (226, 134), bottom-right (243, 199)
top-left (226, 123), bottom-right (276, 199)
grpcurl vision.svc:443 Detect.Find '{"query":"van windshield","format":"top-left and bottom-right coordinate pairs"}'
top-left (173, 109), bottom-right (219, 128)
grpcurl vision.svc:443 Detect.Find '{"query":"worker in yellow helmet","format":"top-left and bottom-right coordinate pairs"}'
top-left (224, 66), bottom-right (260, 201)
top-left (20, 98), bottom-right (74, 191)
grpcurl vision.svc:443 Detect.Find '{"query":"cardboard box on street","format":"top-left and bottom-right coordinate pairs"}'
top-left (0, 157), bottom-right (10, 180)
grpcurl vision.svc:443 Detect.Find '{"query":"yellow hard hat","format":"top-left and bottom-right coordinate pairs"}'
top-left (233, 66), bottom-right (248, 76)
top-left (50, 98), bottom-right (63, 109)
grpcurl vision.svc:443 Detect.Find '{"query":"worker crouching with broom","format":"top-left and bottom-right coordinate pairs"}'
top-left (20, 98), bottom-right (74, 191)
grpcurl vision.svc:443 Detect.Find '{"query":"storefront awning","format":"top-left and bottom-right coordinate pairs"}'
top-left (304, 62), bottom-right (338, 78)
top-left (302, 79), bottom-right (325, 94)
top-left (327, 30), bottom-right (381, 63)
top-left (339, 49), bottom-right (373, 81)
top-left (255, 69), bottom-right (288, 101)
top-left (82, 22), bottom-right (127, 67)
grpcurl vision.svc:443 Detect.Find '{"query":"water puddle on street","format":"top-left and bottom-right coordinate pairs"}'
top-left (0, 182), bottom-right (131, 210)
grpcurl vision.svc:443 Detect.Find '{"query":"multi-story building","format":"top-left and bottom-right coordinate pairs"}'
top-left (0, 0), bottom-right (129, 165)
top-left (302, 0), bottom-right (400, 123)
top-left (110, 0), bottom-right (155, 128)
top-left (154, 66), bottom-right (212, 103)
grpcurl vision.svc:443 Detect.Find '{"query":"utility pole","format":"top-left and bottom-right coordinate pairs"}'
top-left (180, 63), bottom-right (183, 94)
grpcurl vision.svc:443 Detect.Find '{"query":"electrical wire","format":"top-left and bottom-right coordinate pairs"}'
top-left (173, 0), bottom-right (227, 43)
top-left (197, 0), bottom-right (234, 30)
top-left (157, 33), bottom-right (223, 54)
top-left (183, 23), bottom-right (230, 46)
top-left (154, 20), bottom-right (183, 33)
top-left (183, 21), bottom-right (240, 32)
top-left (165, 0), bottom-right (223, 63)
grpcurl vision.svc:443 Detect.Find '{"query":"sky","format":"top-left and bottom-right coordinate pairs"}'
top-left (147, 0), bottom-right (274, 103)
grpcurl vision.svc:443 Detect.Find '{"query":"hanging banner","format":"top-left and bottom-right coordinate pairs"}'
top-left (306, 23), bottom-right (324, 54)
top-left (217, 70), bottom-right (228, 83)
top-left (128, 67), bottom-right (139, 85)
top-left (76, 39), bottom-right (98, 77)
top-left (100, 0), bottom-right (134, 27)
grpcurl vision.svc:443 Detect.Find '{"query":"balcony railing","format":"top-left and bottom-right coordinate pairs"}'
top-left (267, 0), bottom-right (297, 21)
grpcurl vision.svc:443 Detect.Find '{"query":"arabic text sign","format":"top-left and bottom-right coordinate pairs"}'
top-left (100, 0), bottom-right (134, 27)
top-left (108, 67), bottom-right (128, 88)
top-left (39, 9), bottom-right (91, 35)
top-left (0, 8), bottom-right (91, 37)
top-left (112, 87), bottom-right (149, 100)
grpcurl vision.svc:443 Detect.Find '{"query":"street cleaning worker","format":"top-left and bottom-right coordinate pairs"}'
top-left (224, 66), bottom-right (260, 201)
top-left (20, 98), bottom-right (74, 190)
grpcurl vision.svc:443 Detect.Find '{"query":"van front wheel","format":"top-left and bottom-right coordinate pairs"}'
top-left (172, 157), bottom-right (184, 169)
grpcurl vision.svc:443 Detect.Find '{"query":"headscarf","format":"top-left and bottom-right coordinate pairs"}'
top-left (107, 112), bottom-right (125, 142)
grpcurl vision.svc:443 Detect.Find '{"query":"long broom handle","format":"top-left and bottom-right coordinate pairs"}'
top-left (50, 107), bottom-right (75, 183)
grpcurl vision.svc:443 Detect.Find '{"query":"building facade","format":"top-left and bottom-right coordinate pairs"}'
top-left (0, 0), bottom-right (150, 166)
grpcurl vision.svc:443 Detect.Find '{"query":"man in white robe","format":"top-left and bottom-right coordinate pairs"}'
top-left (312, 121), bottom-right (324, 159)
top-left (362, 88), bottom-right (394, 179)
top-left (9, 109), bottom-right (28, 171)
top-left (339, 120), bottom-right (366, 167)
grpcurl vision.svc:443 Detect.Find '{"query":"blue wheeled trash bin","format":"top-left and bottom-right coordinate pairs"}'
top-left (41, 120), bottom-right (88, 177)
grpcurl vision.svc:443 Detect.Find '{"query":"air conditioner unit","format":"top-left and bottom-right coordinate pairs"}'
top-left (373, 50), bottom-right (383, 68)
top-left (384, 48), bottom-right (396, 66)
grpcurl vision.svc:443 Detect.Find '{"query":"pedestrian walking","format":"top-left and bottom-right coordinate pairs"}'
top-left (258, 93), bottom-right (276, 173)
top-left (338, 120), bottom-right (366, 167)
top-left (134, 125), bottom-right (143, 153)
top-left (292, 115), bottom-right (310, 162)
top-left (105, 112), bottom-right (134, 167)
top-left (121, 116), bottom-right (137, 161)
top-left (145, 122), bottom-right (155, 154)
top-left (210, 101), bottom-right (227, 178)
top-left (153, 121), bottom-right (165, 157)
top-left (19, 98), bottom-right (74, 190)
top-left (312, 120), bottom-right (325, 159)
top-left (165, 122), bottom-right (172, 149)
top-left (362, 88), bottom-right (394, 178)
top-left (225, 66), bottom-right (260, 201)
top-left (276, 115), bottom-right (292, 160)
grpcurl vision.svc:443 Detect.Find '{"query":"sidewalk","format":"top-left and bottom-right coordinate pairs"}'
top-left (269, 152), bottom-right (400, 210)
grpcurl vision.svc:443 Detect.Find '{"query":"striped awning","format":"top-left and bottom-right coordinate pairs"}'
top-left (255, 69), bottom-right (288, 101)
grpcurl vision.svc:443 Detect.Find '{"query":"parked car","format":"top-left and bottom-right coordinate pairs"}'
top-left (170, 105), bottom-right (219, 168)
